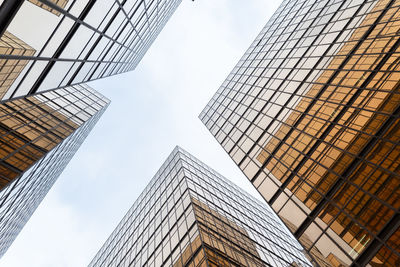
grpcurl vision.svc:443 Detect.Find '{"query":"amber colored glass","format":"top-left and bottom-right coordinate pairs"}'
top-left (256, 1), bottom-right (400, 264)
top-left (0, 31), bottom-right (35, 99)
top-left (200, 0), bottom-right (400, 265)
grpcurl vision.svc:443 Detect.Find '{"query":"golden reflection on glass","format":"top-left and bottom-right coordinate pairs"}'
top-left (0, 31), bottom-right (35, 99)
top-left (254, 0), bottom-right (400, 265)
top-left (192, 198), bottom-right (264, 267)
top-left (0, 87), bottom-right (93, 190)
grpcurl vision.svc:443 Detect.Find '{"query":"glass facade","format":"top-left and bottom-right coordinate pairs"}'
top-left (0, 31), bottom-right (36, 99)
top-left (0, 84), bottom-right (109, 258)
top-left (0, 0), bottom-right (182, 100)
top-left (89, 147), bottom-right (312, 267)
top-left (0, 84), bottom-right (101, 189)
top-left (200, 0), bottom-right (400, 266)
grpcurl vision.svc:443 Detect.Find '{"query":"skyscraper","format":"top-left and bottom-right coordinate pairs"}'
top-left (0, 0), bottom-right (182, 257)
top-left (0, 0), bottom-right (182, 100)
top-left (89, 147), bottom-right (313, 267)
top-left (0, 84), bottom-right (109, 257)
top-left (200, 0), bottom-right (400, 266)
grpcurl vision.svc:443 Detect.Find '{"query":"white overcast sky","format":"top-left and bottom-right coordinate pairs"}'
top-left (1, 1), bottom-right (281, 266)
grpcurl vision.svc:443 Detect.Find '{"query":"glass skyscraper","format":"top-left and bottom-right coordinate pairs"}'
top-left (0, 0), bottom-right (182, 100)
top-left (0, 0), bottom-right (182, 258)
top-left (89, 147), bottom-right (313, 267)
top-left (200, 0), bottom-right (400, 266)
top-left (0, 84), bottom-right (109, 257)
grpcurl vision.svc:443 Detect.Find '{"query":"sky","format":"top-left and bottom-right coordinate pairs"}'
top-left (1, 1), bottom-right (281, 266)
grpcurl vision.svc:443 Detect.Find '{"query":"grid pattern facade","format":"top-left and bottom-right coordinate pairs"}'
top-left (0, 84), bottom-right (109, 258)
top-left (200, 0), bottom-right (400, 266)
top-left (0, 84), bottom-right (108, 190)
top-left (89, 147), bottom-right (312, 267)
top-left (0, 0), bottom-right (182, 100)
top-left (0, 31), bottom-right (36, 99)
